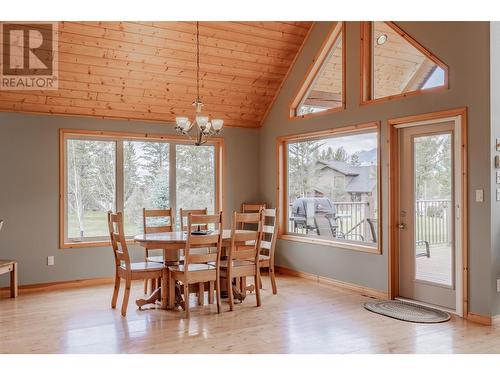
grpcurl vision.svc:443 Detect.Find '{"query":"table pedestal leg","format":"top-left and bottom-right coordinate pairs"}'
top-left (136, 288), bottom-right (161, 308)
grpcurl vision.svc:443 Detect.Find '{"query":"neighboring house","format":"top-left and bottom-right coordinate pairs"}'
top-left (313, 160), bottom-right (377, 203)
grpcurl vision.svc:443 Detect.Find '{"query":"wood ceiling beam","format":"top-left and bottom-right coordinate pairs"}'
top-left (0, 100), bottom-right (261, 128)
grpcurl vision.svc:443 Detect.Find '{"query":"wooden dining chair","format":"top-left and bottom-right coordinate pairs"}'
top-left (142, 208), bottom-right (174, 293)
top-left (108, 211), bottom-right (168, 317)
top-left (220, 211), bottom-right (263, 311)
top-left (235, 203), bottom-right (266, 292)
top-left (258, 208), bottom-right (279, 294)
top-left (0, 220), bottom-right (18, 299)
top-left (168, 212), bottom-right (223, 318)
top-left (179, 208), bottom-right (210, 301)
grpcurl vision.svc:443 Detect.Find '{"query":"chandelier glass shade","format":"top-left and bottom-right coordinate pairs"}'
top-left (175, 22), bottom-right (223, 146)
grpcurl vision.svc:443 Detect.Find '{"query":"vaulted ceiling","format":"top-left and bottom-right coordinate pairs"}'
top-left (0, 21), bottom-right (313, 128)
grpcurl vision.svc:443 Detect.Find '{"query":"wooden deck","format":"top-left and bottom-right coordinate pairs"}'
top-left (416, 244), bottom-right (452, 286)
top-left (1, 273), bottom-right (499, 354)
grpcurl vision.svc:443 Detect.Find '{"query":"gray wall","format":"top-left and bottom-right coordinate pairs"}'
top-left (490, 22), bottom-right (500, 316)
top-left (0, 113), bottom-right (260, 286)
top-left (0, 21), bottom-right (496, 317)
top-left (260, 21), bottom-right (492, 315)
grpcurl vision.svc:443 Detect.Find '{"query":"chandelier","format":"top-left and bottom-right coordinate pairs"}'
top-left (175, 21), bottom-right (224, 146)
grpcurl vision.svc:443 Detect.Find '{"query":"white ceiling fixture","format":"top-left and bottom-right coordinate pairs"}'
top-left (376, 34), bottom-right (388, 45)
top-left (175, 21), bottom-right (224, 146)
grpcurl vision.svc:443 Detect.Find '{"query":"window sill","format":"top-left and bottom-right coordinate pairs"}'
top-left (278, 234), bottom-right (381, 254)
top-left (360, 85), bottom-right (448, 107)
top-left (60, 239), bottom-right (135, 249)
top-left (289, 105), bottom-right (345, 121)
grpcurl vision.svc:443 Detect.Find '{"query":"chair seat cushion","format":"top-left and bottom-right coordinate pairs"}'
top-left (121, 262), bottom-right (166, 272)
top-left (169, 263), bottom-right (215, 272)
top-left (219, 259), bottom-right (255, 268)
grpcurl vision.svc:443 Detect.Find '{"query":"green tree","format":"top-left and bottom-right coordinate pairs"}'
top-left (67, 140), bottom-right (95, 237)
top-left (288, 140), bottom-right (323, 199)
top-left (142, 142), bottom-right (169, 182)
top-left (91, 141), bottom-right (116, 211)
top-left (333, 146), bottom-right (348, 162)
top-left (319, 146), bottom-right (334, 160)
top-left (176, 144), bottom-right (215, 212)
top-left (349, 152), bottom-right (360, 166)
top-left (415, 135), bottom-right (451, 199)
top-left (67, 140), bottom-right (115, 238)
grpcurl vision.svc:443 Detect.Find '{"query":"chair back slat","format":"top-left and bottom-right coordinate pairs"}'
top-left (188, 233), bottom-right (221, 246)
top-left (263, 225), bottom-right (274, 234)
top-left (144, 225), bottom-right (172, 234)
top-left (144, 209), bottom-right (172, 217)
top-left (180, 208), bottom-right (208, 231)
top-left (240, 203), bottom-right (266, 230)
top-left (107, 211), bottom-right (131, 269)
top-left (260, 240), bottom-right (272, 250)
top-left (233, 231), bottom-right (259, 243)
top-left (241, 203), bottom-right (266, 213)
top-left (190, 214), bottom-right (221, 225)
top-left (263, 208), bottom-right (276, 217)
top-left (233, 249), bottom-right (257, 260)
top-left (189, 252), bottom-right (217, 263)
top-left (237, 212), bottom-right (262, 223)
top-left (184, 212), bottom-right (223, 270)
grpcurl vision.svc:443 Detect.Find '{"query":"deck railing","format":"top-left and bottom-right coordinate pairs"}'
top-left (331, 201), bottom-right (371, 240)
top-left (415, 199), bottom-right (452, 245)
top-left (288, 201), bottom-right (374, 242)
top-left (288, 198), bottom-right (451, 245)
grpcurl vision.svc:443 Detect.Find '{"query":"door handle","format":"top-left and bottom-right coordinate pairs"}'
top-left (398, 223), bottom-right (407, 229)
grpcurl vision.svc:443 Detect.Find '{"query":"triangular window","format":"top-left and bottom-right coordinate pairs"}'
top-left (362, 22), bottom-right (448, 102)
top-left (291, 22), bottom-right (344, 118)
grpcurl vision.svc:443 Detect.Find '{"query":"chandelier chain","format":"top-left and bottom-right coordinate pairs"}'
top-left (196, 21), bottom-right (200, 101)
top-left (175, 20), bottom-right (222, 146)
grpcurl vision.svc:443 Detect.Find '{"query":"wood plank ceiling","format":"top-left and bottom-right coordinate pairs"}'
top-left (0, 21), bottom-right (313, 128)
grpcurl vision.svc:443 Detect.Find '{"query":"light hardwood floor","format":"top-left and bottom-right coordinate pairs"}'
top-left (1, 274), bottom-right (499, 354)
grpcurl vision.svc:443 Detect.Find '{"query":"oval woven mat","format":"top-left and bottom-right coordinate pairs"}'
top-left (363, 300), bottom-right (451, 323)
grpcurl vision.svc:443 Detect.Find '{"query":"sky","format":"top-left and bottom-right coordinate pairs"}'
top-left (422, 66), bottom-right (445, 89)
top-left (318, 132), bottom-right (377, 155)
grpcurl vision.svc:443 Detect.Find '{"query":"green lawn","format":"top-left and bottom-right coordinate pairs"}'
top-left (68, 211), bottom-right (140, 239)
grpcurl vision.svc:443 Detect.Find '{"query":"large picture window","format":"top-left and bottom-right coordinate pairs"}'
top-left (60, 129), bottom-right (223, 248)
top-left (278, 123), bottom-right (380, 253)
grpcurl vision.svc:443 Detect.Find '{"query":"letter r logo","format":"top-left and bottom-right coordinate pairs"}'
top-left (2, 23), bottom-right (54, 76)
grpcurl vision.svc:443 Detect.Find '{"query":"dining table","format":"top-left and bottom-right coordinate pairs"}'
top-left (133, 229), bottom-right (254, 309)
